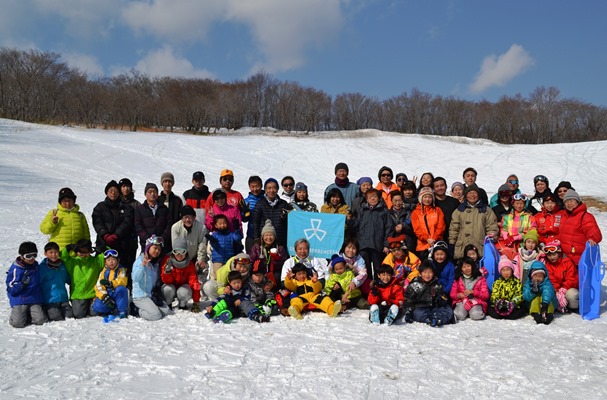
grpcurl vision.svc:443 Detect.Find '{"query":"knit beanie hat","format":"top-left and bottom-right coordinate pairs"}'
top-left (161, 172), bottom-right (174, 184)
top-left (58, 187), bottom-right (76, 203)
top-left (498, 255), bottom-right (518, 278)
top-left (264, 177), bottom-right (279, 188)
top-left (451, 181), bottom-right (464, 193)
top-left (261, 219), bottom-right (276, 237)
top-left (497, 184), bottom-right (511, 194)
top-left (119, 178), bottom-right (133, 188)
top-left (334, 162), bottom-right (349, 174)
top-left (295, 182), bottom-right (307, 192)
top-left (378, 166), bottom-right (393, 180)
top-left (144, 182), bottom-right (158, 193)
top-left (357, 177), bottom-right (373, 186)
top-left (330, 254), bottom-right (346, 268)
top-left (105, 180), bottom-right (120, 194)
top-left (464, 184), bottom-right (480, 196)
top-left (563, 189), bottom-right (582, 203)
top-left (418, 187), bottom-right (434, 204)
top-left (19, 241), bottom-right (38, 256)
top-left (523, 229), bottom-right (539, 245)
top-left (530, 267), bottom-right (546, 280)
top-left (179, 205), bottom-right (196, 218)
top-left (173, 237), bottom-right (188, 251)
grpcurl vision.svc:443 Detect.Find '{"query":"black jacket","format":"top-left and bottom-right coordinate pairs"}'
top-left (92, 197), bottom-right (134, 252)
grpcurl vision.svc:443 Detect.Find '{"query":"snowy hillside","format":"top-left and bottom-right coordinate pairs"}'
top-left (1, 119), bottom-right (606, 399)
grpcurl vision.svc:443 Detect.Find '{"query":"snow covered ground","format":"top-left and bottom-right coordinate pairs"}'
top-left (0, 119), bottom-right (606, 399)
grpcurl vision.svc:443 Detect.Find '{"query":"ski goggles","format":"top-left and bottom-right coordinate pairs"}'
top-left (172, 248), bottom-right (187, 256)
top-left (534, 175), bottom-right (548, 184)
top-left (22, 252), bottom-right (37, 261)
top-left (389, 242), bottom-right (405, 250)
top-left (508, 180), bottom-right (519, 185)
top-left (147, 236), bottom-right (164, 246)
top-left (512, 193), bottom-right (528, 201)
top-left (543, 245), bottom-right (561, 254)
top-left (103, 249), bottom-right (119, 259)
top-left (234, 257), bottom-right (250, 265)
top-left (433, 241), bottom-right (448, 249)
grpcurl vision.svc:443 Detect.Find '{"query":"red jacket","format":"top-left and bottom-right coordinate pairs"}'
top-left (411, 204), bottom-right (446, 252)
top-left (536, 208), bottom-right (563, 244)
top-left (559, 204), bottom-right (602, 265)
top-left (160, 255), bottom-right (201, 302)
top-left (449, 276), bottom-right (490, 313)
top-left (368, 278), bottom-right (404, 307)
top-left (545, 255), bottom-right (578, 291)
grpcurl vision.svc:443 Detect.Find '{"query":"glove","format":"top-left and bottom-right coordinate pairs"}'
top-left (504, 235), bottom-right (515, 247)
top-left (101, 295), bottom-right (116, 310)
top-left (540, 303), bottom-right (549, 314)
top-left (370, 285), bottom-right (379, 297)
top-left (164, 263), bottom-right (173, 274)
top-left (496, 299), bottom-right (511, 313)
top-left (104, 234), bottom-right (119, 246)
top-left (21, 273), bottom-right (31, 288)
top-left (231, 218), bottom-right (239, 229)
top-left (99, 279), bottom-right (113, 289)
top-left (531, 281), bottom-right (540, 294)
top-left (403, 310), bottom-right (414, 323)
top-left (269, 249), bottom-right (280, 261)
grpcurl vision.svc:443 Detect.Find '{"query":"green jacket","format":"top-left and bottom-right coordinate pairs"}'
top-left (490, 276), bottom-right (523, 306)
top-left (61, 248), bottom-right (104, 300)
top-left (324, 270), bottom-right (361, 299)
top-left (40, 204), bottom-right (90, 249)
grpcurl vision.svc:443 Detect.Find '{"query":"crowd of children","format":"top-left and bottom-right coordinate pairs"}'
top-left (4, 165), bottom-right (603, 328)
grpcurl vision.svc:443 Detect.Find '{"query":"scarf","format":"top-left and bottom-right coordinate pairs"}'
top-left (334, 177), bottom-right (349, 187)
top-left (265, 194), bottom-right (279, 207)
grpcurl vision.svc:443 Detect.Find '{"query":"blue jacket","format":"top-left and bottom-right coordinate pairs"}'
top-left (131, 254), bottom-right (160, 299)
top-left (432, 259), bottom-right (456, 296)
top-left (523, 262), bottom-right (557, 307)
top-left (6, 258), bottom-right (44, 306)
top-left (244, 191), bottom-right (265, 231)
top-left (38, 258), bottom-right (71, 304)
top-left (208, 230), bottom-right (243, 263)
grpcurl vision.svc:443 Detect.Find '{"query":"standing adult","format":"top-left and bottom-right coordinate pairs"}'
top-left (244, 175), bottom-right (265, 252)
top-left (529, 175), bottom-right (552, 215)
top-left (350, 188), bottom-right (393, 278)
top-left (119, 178), bottom-right (141, 274)
top-left (449, 184), bottom-right (499, 259)
top-left (171, 205), bottom-right (208, 271)
top-left (350, 177), bottom-right (373, 219)
top-left (251, 178), bottom-right (292, 248)
top-left (92, 180), bottom-right (134, 260)
top-left (40, 188), bottom-right (90, 250)
top-left (433, 177), bottom-right (460, 243)
top-left (134, 183), bottom-right (172, 253)
top-left (205, 169), bottom-right (245, 213)
top-left (158, 172), bottom-right (183, 224)
top-left (553, 181), bottom-right (574, 209)
top-left (559, 189), bottom-right (602, 266)
top-left (280, 176), bottom-right (296, 204)
top-left (182, 171), bottom-right (210, 224)
top-left (491, 184), bottom-right (514, 223)
top-left (411, 187), bottom-right (445, 260)
top-left (395, 173), bottom-right (408, 190)
top-left (462, 167), bottom-right (489, 206)
top-left (376, 166), bottom-right (400, 209)
top-left (324, 162), bottom-right (359, 208)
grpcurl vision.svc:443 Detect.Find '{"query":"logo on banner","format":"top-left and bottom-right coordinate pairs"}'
top-left (304, 219), bottom-right (327, 241)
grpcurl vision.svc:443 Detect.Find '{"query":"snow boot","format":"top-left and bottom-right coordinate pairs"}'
top-left (369, 306), bottom-right (380, 324)
top-left (330, 300), bottom-right (341, 318)
top-left (385, 305), bottom-right (398, 326)
top-left (288, 306), bottom-right (303, 320)
top-left (213, 310), bottom-right (232, 323)
top-left (191, 303), bottom-right (201, 313)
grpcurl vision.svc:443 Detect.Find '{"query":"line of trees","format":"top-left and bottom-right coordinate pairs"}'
top-left (1, 47), bottom-right (606, 143)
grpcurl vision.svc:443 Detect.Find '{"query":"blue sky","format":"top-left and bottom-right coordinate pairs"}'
top-left (1, 0), bottom-right (606, 106)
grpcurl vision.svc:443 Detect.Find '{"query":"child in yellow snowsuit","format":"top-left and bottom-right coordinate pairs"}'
top-left (284, 263), bottom-right (341, 319)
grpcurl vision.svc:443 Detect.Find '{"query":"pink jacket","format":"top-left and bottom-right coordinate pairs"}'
top-left (205, 202), bottom-right (242, 233)
top-left (450, 276), bottom-right (490, 313)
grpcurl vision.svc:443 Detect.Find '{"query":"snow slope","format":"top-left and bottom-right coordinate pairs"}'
top-left (1, 119), bottom-right (606, 399)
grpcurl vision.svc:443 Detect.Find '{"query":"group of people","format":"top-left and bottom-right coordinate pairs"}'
top-left (5, 163), bottom-right (603, 328)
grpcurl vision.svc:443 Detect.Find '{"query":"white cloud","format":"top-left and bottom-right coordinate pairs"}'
top-left (130, 46), bottom-right (214, 79)
top-left (62, 52), bottom-right (104, 76)
top-left (121, 0), bottom-right (344, 74)
top-left (469, 44), bottom-right (534, 94)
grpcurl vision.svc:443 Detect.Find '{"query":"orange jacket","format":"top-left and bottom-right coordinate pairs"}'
top-left (411, 204), bottom-right (446, 251)
top-left (375, 182), bottom-right (400, 209)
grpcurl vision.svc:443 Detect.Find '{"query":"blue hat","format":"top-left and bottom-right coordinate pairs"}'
top-left (357, 177), bottom-right (372, 186)
top-left (264, 177), bottom-right (279, 188)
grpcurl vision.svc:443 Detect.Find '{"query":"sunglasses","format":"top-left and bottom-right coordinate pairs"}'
top-left (508, 180), bottom-right (519, 185)
top-left (512, 193), bottom-right (528, 201)
top-left (103, 249), bottom-right (119, 259)
top-left (172, 248), bottom-right (187, 256)
top-left (389, 242), bottom-right (404, 250)
top-left (221, 176), bottom-right (234, 182)
top-left (397, 178), bottom-right (407, 182)
top-left (22, 252), bottom-right (37, 261)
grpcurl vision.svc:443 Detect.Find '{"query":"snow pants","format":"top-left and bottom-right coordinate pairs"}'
top-left (412, 306), bottom-right (453, 324)
top-left (44, 301), bottom-right (73, 321)
top-left (290, 293), bottom-right (338, 316)
top-left (453, 302), bottom-right (485, 320)
top-left (9, 304), bottom-right (47, 328)
top-left (162, 284), bottom-right (194, 308)
top-left (92, 286), bottom-right (129, 315)
top-left (72, 298), bottom-right (99, 319)
top-left (132, 297), bottom-right (174, 321)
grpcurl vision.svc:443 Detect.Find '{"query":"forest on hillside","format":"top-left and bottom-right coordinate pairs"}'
top-left (1, 48), bottom-right (606, 144)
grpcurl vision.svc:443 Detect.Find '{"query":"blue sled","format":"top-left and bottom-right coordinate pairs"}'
top-left (481, 236), bottom-right (500, 293)
top-left (579, 242), bottom-right (606, 321)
